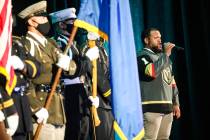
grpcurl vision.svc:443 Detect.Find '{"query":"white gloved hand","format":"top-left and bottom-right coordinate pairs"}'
top-left (10, 55), bottom-right (25, 70)
top-left (85, 47), bottom-right (99, 61)
top-left (0, 110), bottom-right (5, 122)
top-left (6, 113), bottom-right (19, 136)
top-left (56, 53), bottom-right (71, 71)
top-left (88, 96), bottom-right (99, 108)
top-left (35, 108), bottom-right (49, 124)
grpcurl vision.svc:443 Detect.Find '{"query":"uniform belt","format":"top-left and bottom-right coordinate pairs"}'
top-left (35, 84), bottom-right (62, 93)
top-left (14, 86), bottom-right (27, 96)
top-left (52, 124), bottom-right (64, 128)
top-left (61, 77), bottom-right (82, 85)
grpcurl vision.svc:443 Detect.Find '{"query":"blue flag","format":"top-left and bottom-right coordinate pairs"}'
top-left (74, 0), bottom-right (110, 41)
top-left (74, 0), bottom-right (144, 139)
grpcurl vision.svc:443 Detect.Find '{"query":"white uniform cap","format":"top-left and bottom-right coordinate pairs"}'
top-left (87, 32), bottom-right (100, 40)
top-left (49, 8), bottom-right (77, 24)
top-left (18, 1), bottom-right (47, 19)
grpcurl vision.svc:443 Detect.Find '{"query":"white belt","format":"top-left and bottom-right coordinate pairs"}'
top-left (62, 77), bottom-right (82, 85)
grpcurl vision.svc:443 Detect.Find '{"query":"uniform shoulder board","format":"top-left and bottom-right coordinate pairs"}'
top-left (12, 35), bottom-right (24, 53)
top-left (12, 35), bottom-right (21, 40)
top-left (12, 35), bottom-right (30, 58)
top-left (12, 35), bottom-right (23, 45)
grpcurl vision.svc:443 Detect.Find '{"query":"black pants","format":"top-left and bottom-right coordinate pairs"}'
top-left (12, 93), bottom-right (33, 140)
top-left (64, 84), bottom-right (90, 140)
top-left (94, 108), bottom-right (114, 140)
top-left (64, 84), bottom-right (114, 140)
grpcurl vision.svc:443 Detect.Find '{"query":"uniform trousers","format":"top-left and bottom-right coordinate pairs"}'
top-left (143, 112), bottom-right (173, 140)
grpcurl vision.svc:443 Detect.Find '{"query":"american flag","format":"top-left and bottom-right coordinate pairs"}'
top-left (0, 0), bottom-right (16, 95)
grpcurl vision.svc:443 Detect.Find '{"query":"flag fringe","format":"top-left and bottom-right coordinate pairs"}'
top-left (114, 121), bottom-right (145, 140)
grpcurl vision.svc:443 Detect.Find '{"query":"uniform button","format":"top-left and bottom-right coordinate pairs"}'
top-left (40, 97), bottom-right (43, 101)
top-left (20, 75), bottom-right (24, 79)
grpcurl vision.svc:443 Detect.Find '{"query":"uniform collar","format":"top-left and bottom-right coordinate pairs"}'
top-left (58, 33), bottom-right (69, 40)
top-left (28, 31), bottom-right (47, 47)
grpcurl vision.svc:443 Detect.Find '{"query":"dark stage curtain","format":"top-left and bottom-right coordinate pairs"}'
top-left (130, 0), bottom-right (210, 140)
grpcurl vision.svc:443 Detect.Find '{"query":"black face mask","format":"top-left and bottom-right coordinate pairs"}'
top-left (66, 24), bottom-right (73, 34)
top-left (36, 21), bottom-right (51, 35)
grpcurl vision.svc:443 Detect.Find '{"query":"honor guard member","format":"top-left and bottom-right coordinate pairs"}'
top-left (16, 1), bottom-right (85, 140)
top-left (10, 36), bottom-right (41, 140)
top-left (49, 8), bottom-right (101, 140)
top-left (49, 8), bottom-right (77, 51)
top-left (81, 32), bottom-right (114, 140)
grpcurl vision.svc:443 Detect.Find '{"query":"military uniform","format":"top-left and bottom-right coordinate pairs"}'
top-left (22, 32), bottom-right (67, 124)
top-left (49, 8), bottom-right (94, 140)
top-left (22, 31), bottom-right (81, 140)
top-left (52, 33), bottom-right (91, 140)
top-left (0, 69), bottom-right (16, 140)
top-left (81, 43), bottom-right (114, 140)
top-left (16, 1), bottom-right (79, 140)
top-left (11, 36), bottom-right (41, 140)
top-left (0, 77), bottom-right (17, 120)
top-left (0, 71), bottom-right (17, 140)
top-left (23, 32), bottom-right (67, 140)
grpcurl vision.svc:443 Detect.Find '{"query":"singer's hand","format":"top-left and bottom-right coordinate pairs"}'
top-left (163, 42), bottom-right (175, 56)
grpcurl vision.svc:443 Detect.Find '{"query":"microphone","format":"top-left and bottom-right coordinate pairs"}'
top-left (163, 43), bottom-right (184, 51)
top-left (174, 46), bottom-right (184, 51)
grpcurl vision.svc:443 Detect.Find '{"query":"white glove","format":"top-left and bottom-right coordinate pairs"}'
top-left (0, 110), bottom-right (5, 122)
top-left (6, 113), bottom-right (19, 136)
top-left (85, 47), bottom-right (99, 61)
top-left (35, 108), bottom-right (49, 124)
top-left (10, 55), bottom-right (25, 70)
top-left (88, 96), bottom-right (99, 108)
top-left (56, 53), bottom-right (71, 71)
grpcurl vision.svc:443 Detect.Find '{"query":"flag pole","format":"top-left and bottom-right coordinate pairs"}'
top-left (33, 26), bottom-right (78, 140)
top-left (89, 42), bottom-right (101, 127)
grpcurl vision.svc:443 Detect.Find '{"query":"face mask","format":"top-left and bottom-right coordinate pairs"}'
top-left (36, 21), bottom-right (51, 35)
top-left (66, 24), bottom-right (73, 33)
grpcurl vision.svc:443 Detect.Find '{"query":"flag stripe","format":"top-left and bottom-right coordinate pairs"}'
top-left (0, 0), bottom-right (16, 95)
top-left (0, 0), bottom-right (9, 60)
top-left (113, 121), bottom-right (128, 140)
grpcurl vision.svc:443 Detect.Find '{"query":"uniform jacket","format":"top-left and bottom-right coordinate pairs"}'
top-left (11, 35), bottom-right (41, 133)
top-left (82, 45), bottom-right (112, 110)
top-left (22, 32), bottom-right (72, 125)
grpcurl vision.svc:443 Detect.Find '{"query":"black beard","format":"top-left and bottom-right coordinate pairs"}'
top-left (151, 47), bottom-right (162, 54)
